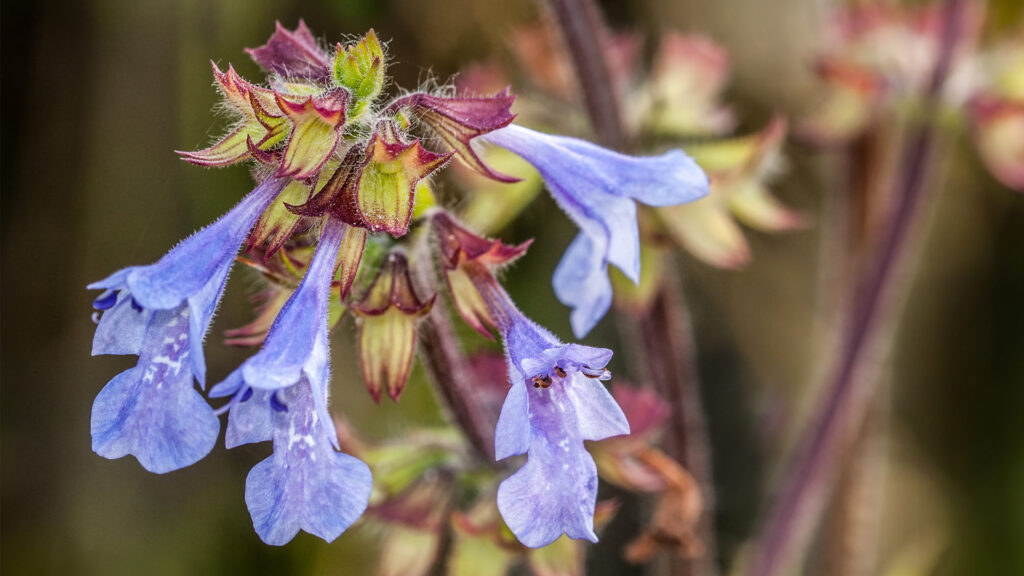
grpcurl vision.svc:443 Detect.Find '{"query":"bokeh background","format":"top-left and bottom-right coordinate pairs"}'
top-left (2, 1), bottom-right (1023, 575)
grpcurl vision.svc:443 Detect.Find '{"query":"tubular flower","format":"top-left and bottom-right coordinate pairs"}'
top-left (434, 221), bottom-right (630, 547)
top-left (494, 302), bottom-right (629, 547)
top-left (480, 124), bottom-right (709, 337)
top-left (210, 217), bottom-right (372, 545)
top-left (88, 176), bottom-right (287, 473)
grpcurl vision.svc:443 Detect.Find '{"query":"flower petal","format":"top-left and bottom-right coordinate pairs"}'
top-left (244, 380), bottom-right (372, 545)
top-left (226, 388), bottom-right (275, 449)
top-left (239, 218), bottom-right (345, 390)
top-left (482, 124), bottom-right (708, 336)
top-left (564, 374), bottom-right (629, 442)
top-left (127, 177), bottom-right (287, 312)
top-left (552, 233), bottom-right (613, 339)
top-left (495, 380), bottom-right (531, 460)
top-left (481, 124), bottom-right (708, 206)
top-left (90, 307), bottom-right (219, 473)
top-left (92, 289), bottom-right (153, 356)
top-left (497, 385), bottom-right (599, 548)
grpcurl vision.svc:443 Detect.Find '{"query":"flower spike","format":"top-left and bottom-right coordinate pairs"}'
top-left (480, 124), bottom-right (709, 337)
top-left (353, 252), bottom-right (435, 403)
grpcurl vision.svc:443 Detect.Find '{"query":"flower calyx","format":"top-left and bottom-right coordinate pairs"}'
top-left (431, 212), bottom-right (531, 338)
top-left (176, 64), bottom-right (288, 167)
top-left (245, 20), bottom-right (332, 81)
top-left (289, 121), bottom-right (451, 237)
top-left (333, 29), bottom-right (386, 121)
top-left (352, 252), bottom-right (435, 403)
top-left (275, 87), bottom-right (349, 180)
top-left (385, 90), bottom-right (518, 182)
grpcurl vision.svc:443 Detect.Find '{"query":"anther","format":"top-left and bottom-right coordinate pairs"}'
top-left (581, 365), bottom-right (611, 380)
top-left (553, 366), bottom-right (567, 378)
top-left (532, 375), bottom-right (552, 389)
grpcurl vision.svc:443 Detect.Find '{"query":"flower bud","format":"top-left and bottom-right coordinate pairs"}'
top-left (353, 252), bottom-right (434, 402)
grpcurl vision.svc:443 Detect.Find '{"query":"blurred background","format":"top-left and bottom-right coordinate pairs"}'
top-left (2, 1), bottom-right (1023, 575)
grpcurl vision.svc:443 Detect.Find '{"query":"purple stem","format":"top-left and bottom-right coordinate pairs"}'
top-left (642, 261), bottom-right (718, 576)
top-left (546, 0), bottom-right (627, 149)
top-left (419, 300), bottom-right (496, 462)
top-left (411, 241), bottom-right (495, 463)
top-left (748, 1), bottom-right (966, 575)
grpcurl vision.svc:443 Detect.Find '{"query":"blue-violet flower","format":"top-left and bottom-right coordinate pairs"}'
top-left (493, 297), bottom-right (630, 547)
top-left (480, 124), bottom-right (709, 337)
top-left (210, 217), bottom-right (372, 545)
top-left (88, 176), bottom-right (287, 473)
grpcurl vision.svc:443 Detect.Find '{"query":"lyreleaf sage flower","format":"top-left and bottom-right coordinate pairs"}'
top-left (88, 176), bottom-right (287, 473)
top-left (479, 124), bottom-right (709, 337)
top-left (210, 217), bottom-right (372, 545)
top-left (494, 306), bottom-right (629, 547)
top-left (430, 215), bottom-right (630, 546)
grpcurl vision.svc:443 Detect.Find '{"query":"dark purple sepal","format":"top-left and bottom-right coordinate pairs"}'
top-left (246, 20), bottom-right (331, 80)
top-left (384, 90), bottom-right (519, 182)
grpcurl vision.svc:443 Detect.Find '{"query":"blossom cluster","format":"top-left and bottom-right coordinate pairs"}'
top-left (800, 1), bottom-right (1024, 191)
top-left (88, 22), bottom-right (709, 548)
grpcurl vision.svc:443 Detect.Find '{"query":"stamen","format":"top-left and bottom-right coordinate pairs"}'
top-left (213, 385), bottom-right (251, 417)
top-left (93, 290), bottom-right (118, 311)
top-left (581, 365), bottom-right (611, 380)
top-left (553, 366), bottom-right (567, 378)
top-left (532, 375), bottom-right (552, 389)
top-left (270, 391), bottom-right (288, 412)
top-left (130, 298), bottom-right (144, 313)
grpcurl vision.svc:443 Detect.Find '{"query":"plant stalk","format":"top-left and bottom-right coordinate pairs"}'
top-left (546, 0), bottom-right (627, 149)
top-left (747, 1), bottom-right (966, 574)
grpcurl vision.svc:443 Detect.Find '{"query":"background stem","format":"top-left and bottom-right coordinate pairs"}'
top-left (747, 1), bottom-right (966, 574)
top-left (546, 0), bottom-right (627, 149)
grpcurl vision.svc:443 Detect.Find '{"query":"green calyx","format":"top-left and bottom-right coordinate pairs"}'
top-left (333, 30), bottom-right (386, 120)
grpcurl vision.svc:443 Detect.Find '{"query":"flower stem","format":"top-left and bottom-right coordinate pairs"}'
top-left (419, 303), bottom-right (496, 462)
top-left (412, 240), bottom-right (495, 463)
top-left (546, 0), bottom-right (627, 149)
top-left (747, 1), bottom-right (966, 574)
top-left (641, 259), bottom-right (719, 576)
